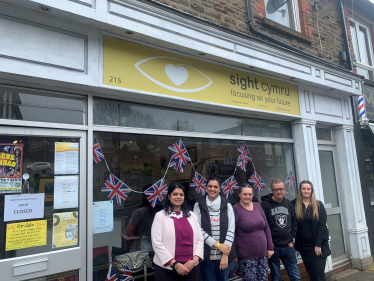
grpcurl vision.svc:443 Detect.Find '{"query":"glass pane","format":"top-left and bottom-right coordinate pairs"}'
top-left (357, 67), bottom-right (370, 80)
top-left (327, 214), bottom-right (346, 258)
top-left (0, 136), bottom-right (80, 260)
top-left (365, 155), bottom-right (374, 204)
top-left (91, 132), bottom-right (296, 280)
top-left (358, 26), bottom-right (371, 66)
top-left (350, 22), bottom-right (361, 62)
top-left (93, 99), bottom-right (291, 138)
top-left (264, 0), bottom-right (291, 28)
top-left (0, 87), bottom-right (85, 125)
top-left (24, 269), bottom-right (79, 281)
top-left (362, 130), bottom-right (373, 148)
top-left (316, 128), bottom-right (332, 141)
top-left (318, 150), bottom-right (339, 208)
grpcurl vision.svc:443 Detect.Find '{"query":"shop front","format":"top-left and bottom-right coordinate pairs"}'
top-left (0, 2), bottom-right (370, 280)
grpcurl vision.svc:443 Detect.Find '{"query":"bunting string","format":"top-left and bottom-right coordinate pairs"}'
top-left (94, 134), bottom-right (294, 207)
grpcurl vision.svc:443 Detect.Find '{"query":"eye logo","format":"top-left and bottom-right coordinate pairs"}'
top-left (134, 56), bottom-right (212, 93)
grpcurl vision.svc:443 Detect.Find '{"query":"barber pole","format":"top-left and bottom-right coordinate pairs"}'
top-left (358, 95), bottom-right (366, 118)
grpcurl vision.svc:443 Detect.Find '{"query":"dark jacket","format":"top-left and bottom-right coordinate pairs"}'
top-left (291, 199), bottom-right (331, 258)
top-left (197, 195), bottom-right (236, 263)
top-left (260, 193), bottom-right (297, 246)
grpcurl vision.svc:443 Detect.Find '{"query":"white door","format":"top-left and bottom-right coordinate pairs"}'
top-left (318, 145), bottom-right (348, 264)
top-left (0, 126), bottom-right (86, 280)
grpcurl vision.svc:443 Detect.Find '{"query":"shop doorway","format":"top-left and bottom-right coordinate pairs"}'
top-left (0, 126), bottom-right (87, 281)
top-left (318, 146), bottom-right (348, 265)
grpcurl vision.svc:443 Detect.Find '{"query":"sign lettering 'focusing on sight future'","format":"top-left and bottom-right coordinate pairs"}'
top-left (103, 36), bottom-right (300, 116)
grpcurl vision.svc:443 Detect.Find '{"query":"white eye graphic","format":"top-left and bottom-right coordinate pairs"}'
top-left (134, 56), bottom-right (212, 93)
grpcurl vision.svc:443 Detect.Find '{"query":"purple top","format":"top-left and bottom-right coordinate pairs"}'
top-left (233, 202), bottom-right (274, 260)
top-left (170, 212), bottom-right (193, 262)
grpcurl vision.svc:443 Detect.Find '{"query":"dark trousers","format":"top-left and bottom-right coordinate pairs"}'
top-left (269, 245), bottom-right (300, 281)
top-left (154, 263), bottom-right (200, 281)
top-left (300, 249), bottom-right (327, 281)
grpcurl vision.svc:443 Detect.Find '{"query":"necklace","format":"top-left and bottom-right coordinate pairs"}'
top-left (170, 211), bottom-right (184, 219)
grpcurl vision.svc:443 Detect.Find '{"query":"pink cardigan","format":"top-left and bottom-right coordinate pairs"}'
top-left (151, 210), bottom-right (204, 270)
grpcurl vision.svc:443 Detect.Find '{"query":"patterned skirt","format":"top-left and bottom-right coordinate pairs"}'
top-left (238, 255), bottom-right (268, 281)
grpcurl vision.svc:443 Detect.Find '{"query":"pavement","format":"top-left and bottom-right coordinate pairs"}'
top-left (336, 268), bottom-right (374, 280)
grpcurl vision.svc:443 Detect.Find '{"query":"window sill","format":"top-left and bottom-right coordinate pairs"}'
top-left (261, 18), bottom-right (312, 44)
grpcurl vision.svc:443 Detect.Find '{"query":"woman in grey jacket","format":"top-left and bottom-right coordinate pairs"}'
top-left (193, 175), bottom-right (236, 281)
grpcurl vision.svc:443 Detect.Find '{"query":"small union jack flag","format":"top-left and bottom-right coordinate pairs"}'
top-left (190, 172), bottom-right (207, 195)
top-left (145, 178), bottom-right (168, 208)
top-left (221, 175), bottom-right (239, 199)
top-left (248, 171), bottom-right (266, 193)
top-left (122, 262), bottom-right (134, 281)
top-left (101, 174), bottom-right (132, 206)
top-left (93, 135), bottom-right (105, 165)
top-left (236, 143), bottom-right (252, 172)
top-left (168, 141), bottom-right (191, 173)
top-left (105, 264), bottom-right (118, 281)
top-left (285, 168), bottom-right (295, 188)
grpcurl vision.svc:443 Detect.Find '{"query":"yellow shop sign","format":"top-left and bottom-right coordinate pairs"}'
top-left (103, 36), bottom-right (300, 116)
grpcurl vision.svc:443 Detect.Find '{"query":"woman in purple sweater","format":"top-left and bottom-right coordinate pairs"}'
top-left (233, 183), bottom-right (274, 281)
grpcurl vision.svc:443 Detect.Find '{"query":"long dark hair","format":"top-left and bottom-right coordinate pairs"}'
top-left (163, 183), bottom-right (191, 217)
top-left (295, 180), bottom-right (319, 221)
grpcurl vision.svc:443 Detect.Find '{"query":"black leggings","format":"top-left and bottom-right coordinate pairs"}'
top-left (300, 249), bottom-right (327, 281)
top-left (154, 263), bottom-right (201, 281)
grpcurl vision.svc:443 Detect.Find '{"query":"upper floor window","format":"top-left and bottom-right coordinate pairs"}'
top-left (350, 19), bottom-right (374, 81)
top-left (264, 0), bottom-right (300, 31)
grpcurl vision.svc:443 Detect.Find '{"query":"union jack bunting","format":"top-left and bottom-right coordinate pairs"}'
top-left (105, 264), bottom-right (118, 281)
top-left (285, 168), bottom-right (295, 188)
top-left (190, 172), bottom-right (207, 195)
top-left (248, 171), bottom-right (266, 193)
top-left (145, 178), bottom-right (168, 208)
top-left (236, 143), bottom-right (252, 171)
top-left (122, 262), bottom-right (134, 281)
top-left (221, 175), bottom-right (239, 199)
top-left (93, 135), bottom-right (105, 165)
top-left (168, 141), bottom-right (191, 173)
top-left (101, 174), bottom-right (132, 206)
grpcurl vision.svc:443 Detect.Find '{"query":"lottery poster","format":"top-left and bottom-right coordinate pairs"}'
top-left (0, 143), bottom-right (23, 194)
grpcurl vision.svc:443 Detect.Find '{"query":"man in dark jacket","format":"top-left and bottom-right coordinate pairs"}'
top-left (261, 179), bottom-right (300, 281)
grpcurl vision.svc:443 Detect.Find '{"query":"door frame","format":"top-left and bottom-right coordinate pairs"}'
top-left (0, 126), bottom-right (87, 281)
top-left (318, 145), bottom-right (349, 264)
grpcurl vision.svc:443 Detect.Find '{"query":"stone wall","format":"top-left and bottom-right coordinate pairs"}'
top-left (146, 0), bottom-right (346, 66)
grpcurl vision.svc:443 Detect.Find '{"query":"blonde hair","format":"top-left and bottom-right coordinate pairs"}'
top-left (295, 180), bottom-right (319, 221)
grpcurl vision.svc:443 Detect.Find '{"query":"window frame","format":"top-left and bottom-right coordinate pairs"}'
top-left (264, 0), bottom-right (301, 32)
top-left (349, 18), bottom-right (374, 80)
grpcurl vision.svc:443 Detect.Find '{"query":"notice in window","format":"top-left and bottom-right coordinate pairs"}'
top-left (0, 143), bottom-right (23, 193)
top-left (6, 220), bottom-right (47, 251)
top-left (4, 193), bottom-right (45, 222)
top-left (93, 201), bottom-right (113, 234)
top-left (54, 176), bottom-right (79, 209)
top-left (54, 143), bottom-right (79, 175)
top-left (53, 212), bottom-right (78, 249)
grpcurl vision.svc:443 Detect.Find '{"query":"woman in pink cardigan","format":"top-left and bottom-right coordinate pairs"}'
top-left (151, 183), bottom-right (204, 281)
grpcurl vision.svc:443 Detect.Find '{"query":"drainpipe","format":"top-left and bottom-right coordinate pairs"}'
top-left (339, 0), bottom-right (353, 71)
top-left (245, 0), bottom-right (353, 71)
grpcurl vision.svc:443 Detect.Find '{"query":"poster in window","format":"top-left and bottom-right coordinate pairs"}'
top-left (54, 143), bottom-right (79, 175)
top-left (52, 212), bottom-right (79, 249)
top-left (39, 178), bottom-right (54, 201)
top-left (0, 143), bottom-right (23, 194)
top-left (6, 220), bottom-right (47, 251)
top-left (53, 175), bottom-right (79, 209)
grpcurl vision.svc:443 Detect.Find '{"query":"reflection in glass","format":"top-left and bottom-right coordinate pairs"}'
top-left (316, 128), bottom-right (332, 141)
top-left (92, 132), bottom-right (296, 280)
top-left (264, 0), bottom-right (291, 28)
top-left (319, 150), bottom-right (339, 208)
top-left (0, 87), bottom-right (85, 125)
top-left (327, 214), bottom-right (346, 258)
top-left (24, 269), bottom-right (79, 281)
top-left (93, 99), bottom-right (291, 138)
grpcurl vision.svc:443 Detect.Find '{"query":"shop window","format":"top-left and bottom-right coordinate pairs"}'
top-left (265, 143), bottom-right (273, 166)
top-left (350, 20), bottom-right (374, 81)
top-left (0, 136), bottom-right (80, 260)
top-left (93, 99), bottom-right (292, 138)
top-left (24, 270), bottom-right (79, 281)
top-left (91, 132), bottom-right (296, 280)
top-left (0, 87), bottom-right (86, 125)
top-left (275, 144), bottom-right (283, 166)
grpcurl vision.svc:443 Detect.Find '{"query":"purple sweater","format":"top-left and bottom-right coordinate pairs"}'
top-left (233, 202), bottom-right (274, 260)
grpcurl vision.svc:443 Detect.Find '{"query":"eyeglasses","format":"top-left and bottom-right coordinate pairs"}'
top-left (272, 188), bottom-right (285, 192)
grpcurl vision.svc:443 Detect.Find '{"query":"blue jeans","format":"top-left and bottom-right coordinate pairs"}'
top-left (199, 260), bottom-right (232, 281)
top-left (269, 246), bottom-right (300, 281)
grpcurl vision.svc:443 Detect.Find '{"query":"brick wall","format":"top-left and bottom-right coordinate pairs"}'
top-left (343, 7), bottom-right (357, 73)
top-left (146, 0), bottom-right (346, 65)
